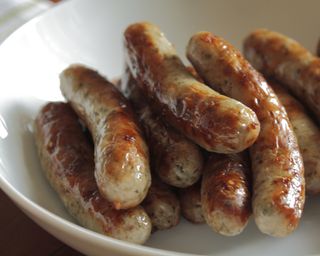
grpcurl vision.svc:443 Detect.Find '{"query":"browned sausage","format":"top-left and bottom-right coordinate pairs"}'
top-left (142, 174), bottom-right (180, 231)
top-left (124, 22), bottom-right (260, 154)
top-left (179, 182), bottom-right (205, 224)
top-left (317, 38), bottom-right (320, 57)
top-left (60, 64), bottom-right (151, 210)
top-left (201, 153), bottom-right (251, 236)
top-left (243, 29), bottom-right (320, 121)
top-left (187, 32), bottom-right (305, 237)
top-left (119, 69), bottom-right (204, 188)
top-left (186, 66), bottom-right (204, 82)
top-left (269, 79), bottom-right (320, 194)
top-left (34, 102), bottom-right (152, 244)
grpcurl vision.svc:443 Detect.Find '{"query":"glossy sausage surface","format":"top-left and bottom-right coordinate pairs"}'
top-left (269, 79), bottom-right (320, 194)
top-left (124, 22), bottom-right (260, 153)
top-left (60, 64), bottom-right (151, 210)
top-left (201, 153), bottom-right (251, 236)
top-left (187, 32), bottom-right (305, 237)
top-left (119, 69), bottom-right (203, 188)
top-left (244, 29), bottom-right (320, 121)
top-left (34, 102), bottom-right (152, 244)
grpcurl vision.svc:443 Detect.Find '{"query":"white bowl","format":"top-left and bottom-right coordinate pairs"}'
top-left (1, 0), bottom-right (320, 255)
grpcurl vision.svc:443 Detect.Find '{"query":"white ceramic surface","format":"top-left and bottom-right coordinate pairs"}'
top-left (1, 0), bottom-right (320, 255)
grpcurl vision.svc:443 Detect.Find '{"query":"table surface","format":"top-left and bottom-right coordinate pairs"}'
top-left (0, 1), bottom-right (83, 255)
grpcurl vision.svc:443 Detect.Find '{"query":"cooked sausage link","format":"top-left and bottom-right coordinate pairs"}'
top-left (119, 69), bottom-right (204, 188)
top-left (186, 66), bottom-right (204, 83)
top-left (142, 174), bottom-right (180, 231)
top-left (269, 79), bottom-right (320, 194)
top-left (317, 39), bottom-right (320, 57)
top-left (34, 102), bottom-right (152, 244)
top-left (60, 64), bottom-right (151, 210)
top-left (179, 182), bottom-right (205, 224)
top-left (187, 32), bottom-right (305, 237)
top-left (243, 29), bottom-right (320, 121)
top-left (124, 22), bottom-right (260, 153)
top-left (201, 153), bottom-right (251, 236)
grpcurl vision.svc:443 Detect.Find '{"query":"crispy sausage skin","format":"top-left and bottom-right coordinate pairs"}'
top-left (179, 182), bottom-right (205, 224)
top-left (187, 32), bottom-right (305, 237)
top-left (34, 102), bottom-right (152, 244)
top-left (119, 69), bottom-right (204, 188)
top-left (60, 64), bottom-right (151, 210)
top-left (124, 22), bottom-right (260, 154)
top-left (269, 79), bottom-right (320, 194)
top-left (201, 153), bottom-right (251, 236)
top-left (142, 174), bottom-right (180, 231)
top-left (243, 29), bottom-right (320, 121)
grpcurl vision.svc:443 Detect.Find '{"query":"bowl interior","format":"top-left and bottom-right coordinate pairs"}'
top-left (0, 0), bottom-right (320, 255)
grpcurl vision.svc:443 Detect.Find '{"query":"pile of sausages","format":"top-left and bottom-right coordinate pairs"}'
top-left (34, 22), bottom-right (320, 244)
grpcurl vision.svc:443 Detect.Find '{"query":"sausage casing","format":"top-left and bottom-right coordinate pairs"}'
top-left (119, 69), bottom-right (203, 188)
top-left (269, 79), bottom-right (320, 194)
top-left (124, 22), bottom-right (260, 153)
top-left (201, 153), bottom-right (251, 236)
top-left (243, 29), bottom-right (320, 121)
top-left (179, 182), bottom-right (205, 224)
top-left (60, 64), bottom-right (151, 210)
top-left (34, 102), bottom-right (152, 244)
top-left (187, 32), bottom-right (305, 237)
top-left (142, 174), bottom-right (180, 231)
